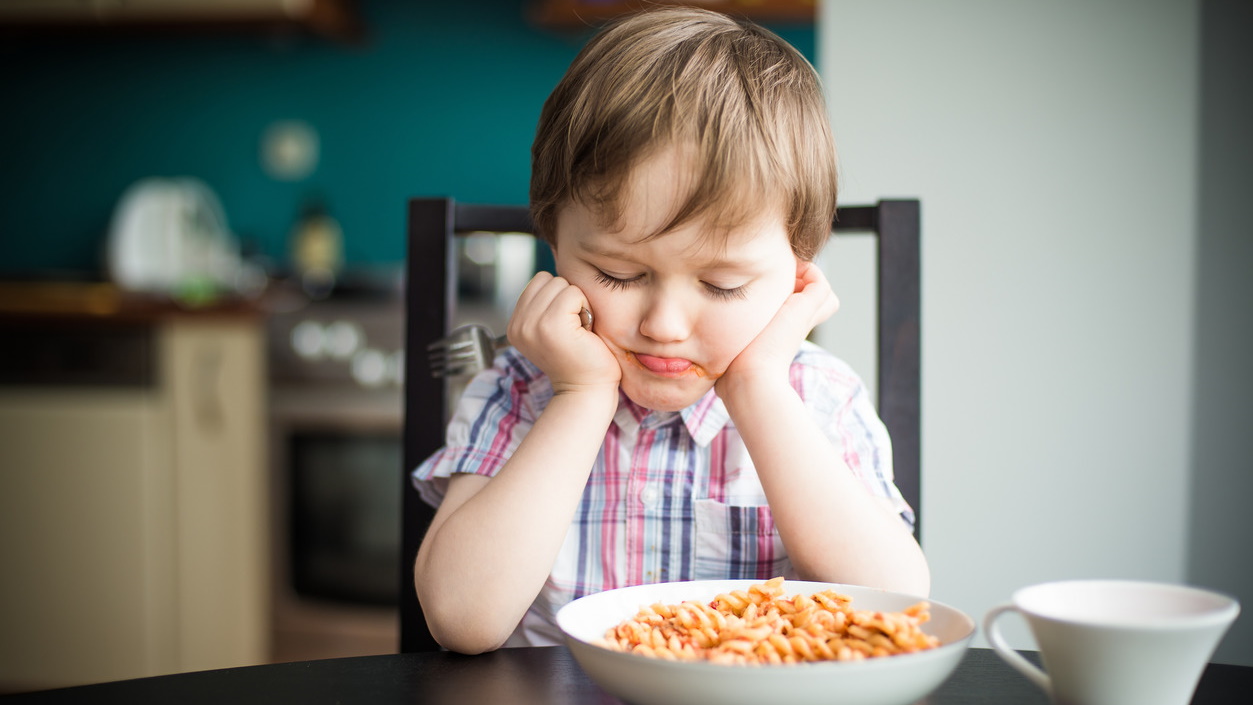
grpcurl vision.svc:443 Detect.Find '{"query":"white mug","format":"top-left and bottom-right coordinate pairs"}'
top-left (984, 580), bottom-right (1239, 705)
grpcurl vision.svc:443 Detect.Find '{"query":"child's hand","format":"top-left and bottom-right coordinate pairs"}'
top-left (508, 272), bottom-right (621, 397)
top-left (717, 260), bottom-right (839, 394)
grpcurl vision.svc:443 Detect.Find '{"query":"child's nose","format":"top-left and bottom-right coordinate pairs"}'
top-left (638, 293), bottom-right (692, 343)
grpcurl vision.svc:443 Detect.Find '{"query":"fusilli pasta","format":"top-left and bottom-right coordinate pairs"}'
top-left (596, 577), bottom-right (940, 665)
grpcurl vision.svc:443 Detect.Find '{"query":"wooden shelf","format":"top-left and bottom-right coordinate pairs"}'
top-left (0, 281), bottom-right (265, 324)
top-left (530, 0), bottom-right (816, 30)
top-left (0, 0), bottom-right (367, 44)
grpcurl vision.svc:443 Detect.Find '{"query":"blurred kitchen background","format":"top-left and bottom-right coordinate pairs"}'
top-left (1, 0), bottom-right (1250, 695)
top-left (0, 0), bottom-right (818, 694)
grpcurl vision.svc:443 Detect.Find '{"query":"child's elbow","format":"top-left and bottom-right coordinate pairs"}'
top-left (896, 569), bottom-right (931, 599)
top-left (428, 618), bottom-right (511, 655)
top-left (891, 551), bottom-right (932, 598)
top-left (416, 584), bottom-right (517, 654)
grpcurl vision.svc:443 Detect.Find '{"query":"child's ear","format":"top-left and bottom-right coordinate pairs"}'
top-left (794, 258), bottom-right (807, 293)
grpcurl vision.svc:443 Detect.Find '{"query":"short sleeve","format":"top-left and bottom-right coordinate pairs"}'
top-left (410, 350), bottom-right (545, 508)
top-left (791, 342), bottom-right (915, 530)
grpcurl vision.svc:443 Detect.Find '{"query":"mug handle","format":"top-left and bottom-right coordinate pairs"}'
top-left (984, 603), bottom-right (1051, 693)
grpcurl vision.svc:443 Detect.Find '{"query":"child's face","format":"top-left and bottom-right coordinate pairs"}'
top-left (552, 149), bottom-right (799, 412)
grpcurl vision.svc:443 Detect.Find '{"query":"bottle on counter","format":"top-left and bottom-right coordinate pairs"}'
top-left (290, 197), bottom-right (343, 300)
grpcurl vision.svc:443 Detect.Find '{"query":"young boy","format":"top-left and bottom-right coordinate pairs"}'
top-left (411, 6), bottom-right (928, 654)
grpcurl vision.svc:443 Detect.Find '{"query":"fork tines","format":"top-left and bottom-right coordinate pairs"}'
top-left (426, 324), bottom-right (496, 378)
top-left (428, 349), bottom-right (487, 378)
top-left (427, 346), bottom-right (484, 378)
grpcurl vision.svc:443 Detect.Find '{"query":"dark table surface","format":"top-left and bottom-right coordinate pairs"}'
top-left (3, 647), bottom-right (1249, 704)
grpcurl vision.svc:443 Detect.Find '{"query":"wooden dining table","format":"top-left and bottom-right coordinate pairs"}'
top-left (3, 646), bottom-right (1249, 704)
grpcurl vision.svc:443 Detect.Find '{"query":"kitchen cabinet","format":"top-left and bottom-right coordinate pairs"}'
top-left (0, 0), bottom-right (366, 43)
top-left (0, 292), bottom-right (269, 693)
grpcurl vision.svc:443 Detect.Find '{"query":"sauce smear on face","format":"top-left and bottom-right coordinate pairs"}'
top-left (633, 353), bottom-right (695, 376)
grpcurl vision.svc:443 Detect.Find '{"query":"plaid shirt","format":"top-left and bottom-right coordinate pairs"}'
top-left (412, 341), bottom-right (912, 646)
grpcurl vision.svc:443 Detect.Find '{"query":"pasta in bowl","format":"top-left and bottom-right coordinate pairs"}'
top-left (557, 579), bottom-right (975, 705)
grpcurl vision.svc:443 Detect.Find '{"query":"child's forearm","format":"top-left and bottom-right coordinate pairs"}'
top-left (719, 379), bottom-right (931, 596)
top-left (414, 389), bottom-right (617, 654)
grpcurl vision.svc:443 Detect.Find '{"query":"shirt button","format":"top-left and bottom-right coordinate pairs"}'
top-left (640, 486), bottom-right (660, 507)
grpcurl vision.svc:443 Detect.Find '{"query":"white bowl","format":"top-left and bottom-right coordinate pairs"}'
top-left (557, 580), bottom-right (975, 705)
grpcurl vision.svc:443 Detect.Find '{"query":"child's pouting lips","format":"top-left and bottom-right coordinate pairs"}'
top-left (629, 352), bottom-right (709, 378)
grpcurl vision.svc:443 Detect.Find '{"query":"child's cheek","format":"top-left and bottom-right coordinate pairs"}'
top-left (710, 314), bottom-right (764, 364)
top-left (736, 290), bottom-right (789, 346)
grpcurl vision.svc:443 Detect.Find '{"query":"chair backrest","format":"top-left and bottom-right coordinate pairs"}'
top-left (400, 197), bottom-right (920, 652)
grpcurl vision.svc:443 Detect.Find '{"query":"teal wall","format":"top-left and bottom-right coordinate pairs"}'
top-left (0, 0), bottom-right (813, 277)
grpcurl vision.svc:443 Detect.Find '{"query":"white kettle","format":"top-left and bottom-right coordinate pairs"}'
top-left (106, 177), bottom-right (244, 294)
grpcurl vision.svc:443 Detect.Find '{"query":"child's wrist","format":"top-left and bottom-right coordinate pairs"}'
top-left (716, 371), bottom-right (794, 414)
top-left (548, 382), bottom-right (620, 418)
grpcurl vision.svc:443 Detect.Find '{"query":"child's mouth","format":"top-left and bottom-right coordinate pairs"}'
top-left (631, 352), bottom-right (700, 377)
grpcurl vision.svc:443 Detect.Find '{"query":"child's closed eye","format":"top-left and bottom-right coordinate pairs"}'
top-left (593, 269), bottom-right (644, 291)
top-left (702, 282), bottom-right (748, 300)
top-left (593, 268), bottom-right (748, 301)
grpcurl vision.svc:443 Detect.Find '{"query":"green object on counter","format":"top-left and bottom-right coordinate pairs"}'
top-left (173, 275), bottom-right (222, 308)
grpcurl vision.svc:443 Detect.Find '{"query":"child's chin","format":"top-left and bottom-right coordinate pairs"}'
top-left (620, 377), bottom-right (711, 413)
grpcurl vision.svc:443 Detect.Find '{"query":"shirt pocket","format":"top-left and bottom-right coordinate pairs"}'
top-left (692, 498), bottom-right (791, 581)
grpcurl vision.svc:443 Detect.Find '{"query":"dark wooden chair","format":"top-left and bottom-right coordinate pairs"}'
top-left (400, 198), bottom-right (921, 652)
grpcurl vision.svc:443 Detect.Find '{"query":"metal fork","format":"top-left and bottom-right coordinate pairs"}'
top-left (426, 308), bottom-right (593, 378)
top-left (426, 324), bottom-right (508, 378)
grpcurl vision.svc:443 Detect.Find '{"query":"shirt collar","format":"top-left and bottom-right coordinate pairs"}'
top-left (611, 388), bottom-right (730, 447)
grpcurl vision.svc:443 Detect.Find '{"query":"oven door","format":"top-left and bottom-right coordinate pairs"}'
top-left (288, 428), bottom-right (400, 604)
top-left (269, 388), bottom-right (402, 661)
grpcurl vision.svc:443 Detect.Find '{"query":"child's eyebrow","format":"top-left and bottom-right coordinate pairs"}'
top-left (579, 241), bottom-right (640, 263)
top-left (582, 239), bottom-right (763, 273)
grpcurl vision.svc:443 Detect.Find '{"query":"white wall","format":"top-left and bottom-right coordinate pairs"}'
top-left (816, 0), bottom-right (1250, 659)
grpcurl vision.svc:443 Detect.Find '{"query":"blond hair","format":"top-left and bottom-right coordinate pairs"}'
top-left (530, 6), bottom-right (837, 260)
